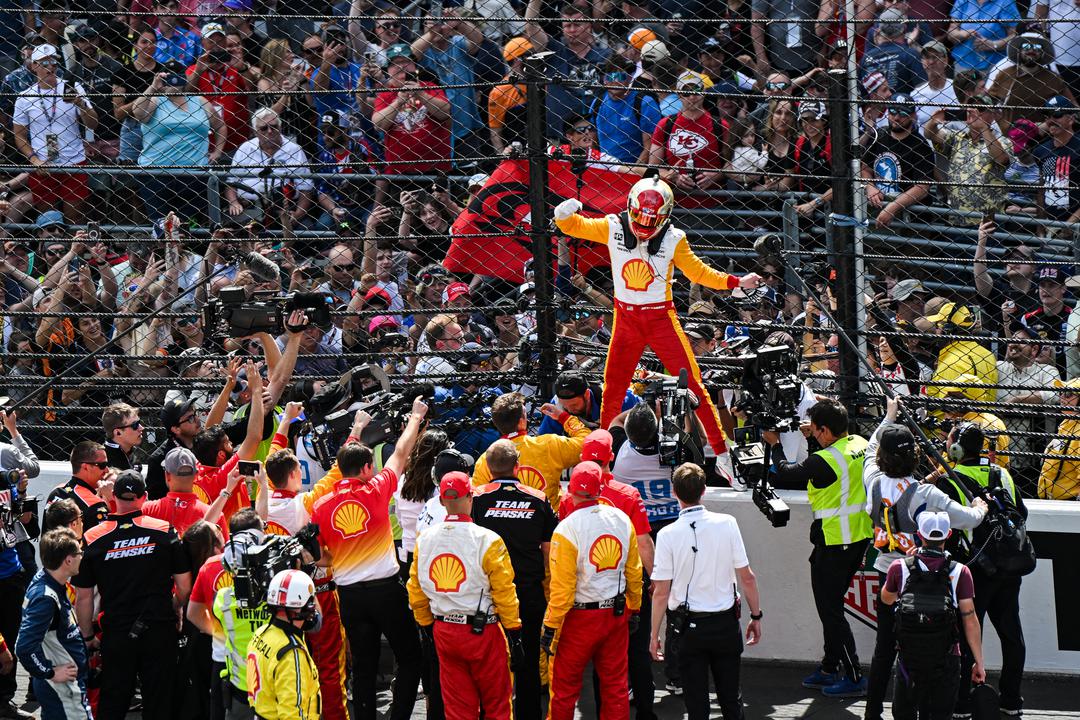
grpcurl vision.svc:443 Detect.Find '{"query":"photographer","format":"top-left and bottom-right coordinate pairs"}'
top-left (763, 399), bottom-right (873, 697)
top-left (430, 344), bottom-right (502, 458)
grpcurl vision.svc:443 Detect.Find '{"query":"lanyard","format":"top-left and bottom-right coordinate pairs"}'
top-left (39, 82), bottom-right (60, 130)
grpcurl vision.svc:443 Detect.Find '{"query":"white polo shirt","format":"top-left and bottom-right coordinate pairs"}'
top-left (652, 504), bottom-right (749, 613)
top-left (13, 80), bottom-right (88, 165)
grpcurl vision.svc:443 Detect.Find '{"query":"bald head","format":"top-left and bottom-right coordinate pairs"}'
top-left (486, 439), bottom-right (520, 477)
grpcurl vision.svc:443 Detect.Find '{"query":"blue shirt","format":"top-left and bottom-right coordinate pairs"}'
top-left (139, 96), bottom-right (210, 168)
top-left (536, 388), bottom-right (640, 437)
top-left (434, 385), bottom-right (502, 458)
top-left (860, 42), bottom-right (928, 95)
top-left (16, 570), bottom-right (88, 682)
top-left (309, 62), bottom-right (362, 117)
top-left (595, 90), bottom-right (662, 163)
top-left (420, 35), bottom-right (482, 142)
top-left (154, 27), bottom-right (202, 67)
top-left (950, 0), bottom-right (1019, 71)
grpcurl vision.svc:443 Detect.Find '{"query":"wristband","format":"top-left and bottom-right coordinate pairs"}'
top-left (750, 610), bottom-right (764, 621)
top-left (220, 489), bottom-right (232, 499)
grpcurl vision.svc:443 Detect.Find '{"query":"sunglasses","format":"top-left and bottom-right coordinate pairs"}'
top-left (1019, 42), bottom-right (1040, 51)
top-left (304, 45), bottom-right (324, 56)
top-left (377, 21), bottom-right (400, 30)
top-left (888, 108), bottom-right (914, 116)
top-left (604, 72), bottom-right (629, 83)
top-left (331, 264), bottom-right (351, 271)
top-left (178, 315), bottom-right (199, 327)
top-left (118, 420), bottom-right (143, 431)
top-left (766, 81), bottom-right (791, 91)
top-left (572, 124), bottom-right (595, 133)
top-left (178, 413), bottom-right (198, 424)
top-left (85, 461), bottom-right (109, 469)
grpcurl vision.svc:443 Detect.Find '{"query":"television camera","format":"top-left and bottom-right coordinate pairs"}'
top-left (201, 287), bottom-right (333, 338)
top-left (232, 523), bottom-right (322, 608)
top-left (640, 369), bottom-right (703, 468)
top-left (0, 469), bottom-right (35, 551)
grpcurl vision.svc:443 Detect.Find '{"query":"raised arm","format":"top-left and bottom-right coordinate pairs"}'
top-left (235, 361), bottom-right (265, 460)
top-left (552, 199), bottom-right (610, 244)
top-left (673, 237), bottom-right (760, 291)
top-left (382, 397), bottom-right (430, 477)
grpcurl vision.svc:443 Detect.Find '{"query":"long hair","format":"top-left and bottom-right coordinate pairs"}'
top-left (400, 429), bottom-right (451, 503)
top-left (259, 39), bottom-right (291, 80)
top-left (764, 99), bottom-right (796, 145)
top-left (183, 520), bottom-right (223, 571)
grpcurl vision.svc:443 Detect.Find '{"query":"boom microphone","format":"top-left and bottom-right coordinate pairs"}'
top-left (244, 252), bottom-right (281, 283)
top-left (753, 233), bottom-right (782, 257)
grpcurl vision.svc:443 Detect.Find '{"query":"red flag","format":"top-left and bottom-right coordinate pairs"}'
top-left (443, 158), bottom-right (638, 282)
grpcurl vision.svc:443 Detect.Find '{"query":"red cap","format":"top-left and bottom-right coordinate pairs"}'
top-left (569, 461), bottom-right (603, 499)
top-left (439, 471), bottom-right (472, 500)
top-left (443, 282), bottom-right (471, 305)
top-left (581, 429), bottom-right (614, 464)
top-left (364, 286), bottom-right (392, 307)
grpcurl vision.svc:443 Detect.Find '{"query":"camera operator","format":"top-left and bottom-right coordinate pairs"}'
top-left (73, 471), bottom-right (193, 720)
top-left (536, 370), bottom-right (639, 438)
top-left (862, 397), bottom-right (988, 720)
top-left (309, 397), bottom-right (429, 720)
top-left (246, 569), bottom-right (321, 720)
top-left (47, 441), bottom-right (112, 532)
top-left (763, 399), bottom-right (873, 697)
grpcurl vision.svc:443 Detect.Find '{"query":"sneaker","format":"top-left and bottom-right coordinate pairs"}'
top-left (952, 714), bottom-right (972, 720)
top-left (1000, 708), bottom-right (1023, 717)
top-left (665, 681), bottom-right (683, 696)
top-left (802, 668), bottom-right (841, 689)
top-left (822, 677), bottom-right (868, 698)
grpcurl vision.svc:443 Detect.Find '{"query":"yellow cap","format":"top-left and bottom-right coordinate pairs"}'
top-left (941, 373), bottom-right (982, 398)
top-left (503, 37), bottom-right (534, 62)
top-left (924, 302), bottom-right (975, 328)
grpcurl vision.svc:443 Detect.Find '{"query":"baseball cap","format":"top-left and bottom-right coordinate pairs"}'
top-left (320, 110), bottom-right (349, 129)
top-left (676, 72), bottom-right (706, 93)
top-left (879, 424), bottom-right (916, 456)
top-left (581, 430), bottom-right (614, 464)
top-left (677, 70), bottom-right (713, 92)
top-left (799, 101), bottom-right (827, 120)
top-left (163, 447), bottom-right (198, 477)
top-left (862, 71), bottom-right (887, 95)
top-left (1007, 118), bottom-right (1040, 154)
top-left (569, 461), bottom-right (603, 499)
top-left (161, 398), bottom-right (196, 431)
top-left (368, 314), bottom-right (400, 334)
top-left (468, 172), bottom-right (489, 190)
top-left (35, 209), bottom-right (67, 230)
top-left (1046, 95), bottom-right (1076, 113)
top-left (627, 26), bottom-right (657, 50)
top-left (1038, 265), bottom-right (1069, 283)
top-left (1008, 320), bottom-right (1042, 344)
top-left (114, 470), bottom-right (147, 500)
top-left (22, 31), bottom-right (44, 48)
top-left (385, 43), bottom-right (413, 61)
top-left (921, 40), bottom-right (948, 57)
top-left (364, 286), bottom-right (392, 309)
top-left (31, 44), bottom-right (58, 63)
top-left (688, 300), bottom-right (716, 317)
top-left (442, 281), bottom-right (471, 304)
top-left (555, 370), bottom-right (589, 399)
top-left (941, 373), bottom-right (982, 398)
top-left (503, 36), bottom-right (533, 62)
top-left (684, 323), bottom-right (715, 341)
top-left (222, 0), bottom-right (252, 9)
top-left (640, 39), bottom-right (670, 64)
top-left (888, 93), bottom-right (916, 116)
top-left (877, 7), bottom-right (906, 37)
top-left (917, 511), bottom-right (951, 541)
top-left (925, 302), bottom-right (975, 328)
top-left (439, 471), bottom-right (472, 500)
top-left (701, 37), bottom-right (723, 54)
top-left (459, 342), bottom-right (492, 366)
top-left (72, 24), bottom-right (97, 42)
top-left (890, 278), bottom-right (928, 301)
top-left (434, 449), bottom-right (474, 480)
top-left (201, 22), bottom-right (226, 38)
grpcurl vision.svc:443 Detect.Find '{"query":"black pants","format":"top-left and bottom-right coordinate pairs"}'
top-left (210, 660), bottom-right (226, 720)
top-left (592, 581), bottom-right (656, 719)
top-left (957, 572), bottom-right (1025, 712)
top-left (678, 610), bottom-right (744, 720)
top-left (337, 578), bottom-right (423, 720)
top-left (518, 597), bottom-right (546, 720)
top-left (810, 540), bottom-right (869, 682)
top-left (866, 569), bottom-right (896, 719)
top-left (893, 655), bottom-right (960, 720)
top-left (97, 620), bottom-right (178, 720)
top-left (0, 573), bottom-right (27, 704)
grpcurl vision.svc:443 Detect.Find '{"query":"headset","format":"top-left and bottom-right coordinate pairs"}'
top-left (948, 422), bottom-right (985, 462)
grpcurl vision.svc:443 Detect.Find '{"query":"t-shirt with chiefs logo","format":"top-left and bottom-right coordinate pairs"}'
top-left (373, 83), bottom-right (452, 175)
top-left (310, 471), bottom-right (399, 586)
top-left (189, 553), bottom-right (231, 662)
top-left (651, 111), bottom-right (728, 209)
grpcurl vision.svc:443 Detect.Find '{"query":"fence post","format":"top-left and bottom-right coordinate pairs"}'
top-left (524, 54), bottom-right (557, 399)
top-left (827, 68), bottom-right (860, 410)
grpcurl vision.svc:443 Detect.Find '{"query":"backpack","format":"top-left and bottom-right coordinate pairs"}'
top-left (894, 555), bottom-right (959, 676)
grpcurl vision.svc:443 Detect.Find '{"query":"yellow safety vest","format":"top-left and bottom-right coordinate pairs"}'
top-left (947, 460), bottom-right (1018, 541)
top-left (810, 435), bottom-right (873, 546)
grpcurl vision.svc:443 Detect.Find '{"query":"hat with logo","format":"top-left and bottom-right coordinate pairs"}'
top-left (114, 470), bottom-right (147, 500)
top-left (468, 172), bottom-right (489, 189)
top-left (161, 398), bottom-right (197, 432)
top-left (569, 461), bottom-right (603, 499)
top-left (503, 36), bottom-right (533, 62)
top-left (442, 281), bottom-right (471, 304)
top-left (364, 285), bottom-right (392, 309)
top-left (201, 22), bottom-right (226, 38)
top-left (917, 511), bottom-right (952, 541)
top-left (581, 429), bottom-right (614, 464)
top-left (1008, 320), bottom-right (1042, 345)
top-left (688, 300), bottom-right (716, 317)
top-left (31, 44), bottom-right (58, 63)
top-left (888, 92), bottom-right (916, 116)
top-left (459, 342), bottom-right (492, 367)
top-left (434, 449), bottom-right (474, 480)
top-left (368, 314), bottom-right (400, 334)
top-left (676, 72), bottom-right (706, 93)
top-left (223, 0), bottom-right (252, 9)
top-left (555, 370), bottom-right (589, 399)
top-left (890, 278), bottom-right (929, 301)
top-left (627, 26), bottom-right (657, 50)
top-left (1007, 118), bottom-right (1040, 154)
top-left (640, 39), bottom-right (670, 64)
top-left (879, 424), bottom-right (916, 455)
top-left (35, 209), bottom-right (67, 230)
top-left (799, 100), bottom-right (827, 120)
top-left (320, 110), bottom-right (350, 129)
top-left (1038, 265), bottom-right (1069, 284)
top-left (385, 43), bottom-right (413, 62)
top-left (439, 471), bottom-right (472, 500)
top-left (684, 323), bottom-right (715, 341)
top-left (163, 447), bottom-right (198, 477)
top-left (921, 39), bottom-right (948, 57)
top-left (862, 71), bottom-right (888, 96)
top-left (925, 301), bottom-right (975, 328)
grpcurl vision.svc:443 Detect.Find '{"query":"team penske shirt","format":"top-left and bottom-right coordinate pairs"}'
top-left (311, 470), bottom-right (400, 586)
top-left (143, 491), bottom-right (227, 538)
top-left (72, 510), bottom-right (191, 631)
top-left (190, 553), bottom-right (231, 662)
top-left (559, 472), bottom-right (651, 536)
top-left (47, 477), bottom-right (109, 531)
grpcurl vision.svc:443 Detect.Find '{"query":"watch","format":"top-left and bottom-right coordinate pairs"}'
top-left (750, 609), bottom-right (764, 621)
top-left (220, 489), bottom-right (232, 499)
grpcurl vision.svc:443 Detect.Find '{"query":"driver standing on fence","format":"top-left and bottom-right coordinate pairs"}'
top-left (553, 177), bottom-right (761, 459)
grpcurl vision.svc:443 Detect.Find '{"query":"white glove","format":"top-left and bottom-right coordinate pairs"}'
top-left (553, 198), bottom-right (582, 221)
top-left (716, 451), bottom-right (741, 490)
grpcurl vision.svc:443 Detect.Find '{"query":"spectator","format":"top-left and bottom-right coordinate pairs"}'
top-left (1035, 0), bottom-right (1080, 97)
top-left (751, 0), bottom-right (821, 75)
top-left (314, 110), bottom-right (379, 226)
top-left (860, 7), bottom-right (928, 95)
top-left (372, 43), bottom-right (452, 184)
top-left (152, 0), bottom-right (201, 66)
top-left (922, 93), bottom-right (1011, 223)
top-left (317, 244), bottom-right (359, 305)
top-left (947, 0), bottom-right (1018, 72)
top-left (12, 43), bottom-right (96, 226)
top-left (69, 23), bottom-right (123, 166)
top-left (411, 6), bottom-right (486, 163)
top-left (365, 8), bottom-right (406, 68)
top-left (1033, 96), bottom-right (1080, 225)
top-left (973, 219), bottom-right (1040, 336)
top-left (988, 32), bottom-right (1071, 123)
top-left (1020, 266), bottom-right (1073, 375)
top-left (594, 55), bottom-right (661, 166)
top-left (861, 71), bottom-right (894, 131)
top-left (699, 36), bottom-right (756, 92)
top-left (1, 33), bottom-right (60, 130)
top-left (1002, 119), bottom-right (1041, 214)
top-left (861, 93), bottom-right (935, 227)
top-left (132, 61), bottom-right (225, 224)
top-left (112, 23), bottom-right (161, 169)
top-left (911, 40), bottom-right (956, 128)
top-left (309, 25), bottom-right (361, 122)
top-left (488, 37), bottom-right (531, 153)
top-left (756, 99), bottom-right (797, 193)
top-left (793, 101), bottom-right (831, 199)
top-left (865, 0), bottom-right (935, 48)
top-left (924, 302), bottom-right (998, 404)
top-left (649, 73), bottom-right (727, 207)
top-left (222, 0), bottom-right (266, 70)
top-left (185, 22), bottom-right (250, 155)
top-left (257, 39), bottom-right (315, 151)
top-left (1038, 378), bottom-right (1080, 499)
top-left (725, 118), bottom-right (767, 188)
top-left (440, 281), bottom-right (495, 345)
top-left (549, 113), bottom-right (629, 172)
top-left (548, 6), bottom-right (612, 116)
top-left (416, 314), bottom-right (464, 376)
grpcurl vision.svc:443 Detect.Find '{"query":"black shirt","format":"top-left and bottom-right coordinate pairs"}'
top-left (46, 477), bottom-right (109, 531)
top-left (471, 477), bottom-right (557, 607)
top-left (1021, 305), bottom-right (1073, 375)
top-left (770, 443), bottom-right (840, 546)
top-left (72, 510), bottom-right (190, 631)
top-left (104, 441), bottom-right (138, 474)
top-left (863, 129), bottom-right (935, 194)
top-left (978, 277), bottom-right (1040, 338)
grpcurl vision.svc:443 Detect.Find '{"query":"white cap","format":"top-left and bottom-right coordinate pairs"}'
top-left (201, 22), bottom-right (226, 38)
top-left (31, 44), bottom-right (58, 63)
top-left (640, 39), bottom-right (670, 64)
top-left (467, 173), bottom-right (489, 189)
top-left (917, 511), bottom-right (952, 541)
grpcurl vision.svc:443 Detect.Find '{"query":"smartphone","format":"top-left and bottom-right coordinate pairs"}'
top-left (86, 221), bottom-right (100, 255)
top-left (238, 460), bottom-right (261, 477)
top-left (68, 255), bottom-right (83, 273)
top-left (943, 109), bottom-right (966, 122)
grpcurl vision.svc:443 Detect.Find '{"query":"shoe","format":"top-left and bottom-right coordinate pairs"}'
top-left (822, 677), bottom-right (868, 698)
top-left (802, 668), bottom-right (841, 689)
top-left (0, 701), bottom-right (34, 720)
top-left (665, 681), bottom-right (683, 696)
top-left (952, 714), bottom-right (972, 720)
top-left (1000, 708), bottom-right (1023, 717)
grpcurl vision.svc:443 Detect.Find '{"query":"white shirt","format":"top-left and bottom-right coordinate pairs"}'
top-left (652, 505), bottom-right (749, 612)
top-left (1036, 0), bottom-right (1080, 66)
top-left (416, 355), bottom-right (455, 377)
top-left (13, 80), bottom-right (88, 165)
top-left (416, 495), bottom-right (447, 537)
top-left (995, 360), bottom-right (1059, 404)
top-left (911, 78), bottom-right (957, 132)
top-left (228, 137), bottom-right (314, 202)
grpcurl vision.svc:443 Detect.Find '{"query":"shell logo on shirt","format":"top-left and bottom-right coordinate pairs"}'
top-left (331, 501), bottom-right (370, 538)
top-left (589, 534), bottom-right (624, 572)
top-left (214, 570), bottom-right (235, 594)
top-left (429, 553), bottom-right (467, 592)
top-left (516, 465), bottom-right (545, 491)
top-left (246, 654), bottom-right (261, 700)
top-left (264, 521), bottom-right (289, 536)
top-left (621, 259), bottom-right (656, 292)
top-left (193, 485), bottom-right (210, 504)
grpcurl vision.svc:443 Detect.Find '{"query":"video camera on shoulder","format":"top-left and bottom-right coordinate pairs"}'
top-left (733, 343), bottom-right (802, 433)
top-left (642, 369), bottom-right (701, 468)
top-left (201, 288), bottom-right (333, 338)
top-left (233, 524), bottom-right (322, 608)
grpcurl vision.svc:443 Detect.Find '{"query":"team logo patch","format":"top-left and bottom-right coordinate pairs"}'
top-left (588, 534), bottom-right (623, 572)
top-left (264, 521), bottom-right (289, 536)
top-left (516, 465), bottom-right (545, 491)
top-left (621, 259), bottom-right (655, 292)
top-left (331, 501), bottom-right (370, 538)
top-left (669, 129), bottom-right (709, 157)
top-left (246, 654), bottom-right (260, 700)
top-left (429, 553), bottom-right (467, 592)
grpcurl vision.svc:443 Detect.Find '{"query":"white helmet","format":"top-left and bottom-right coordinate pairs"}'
top-left (266, 569), bottom-right (316, 609)
top-left (627, 177), bottom-right (675, 241)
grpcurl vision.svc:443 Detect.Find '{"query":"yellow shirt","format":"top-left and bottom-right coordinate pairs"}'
top-left (927, 340), bottom-right (998, 404)
top-left (1039, 416), bottom-right (1080, 499)
top-left (246, 619), bottom-right (320, 720)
